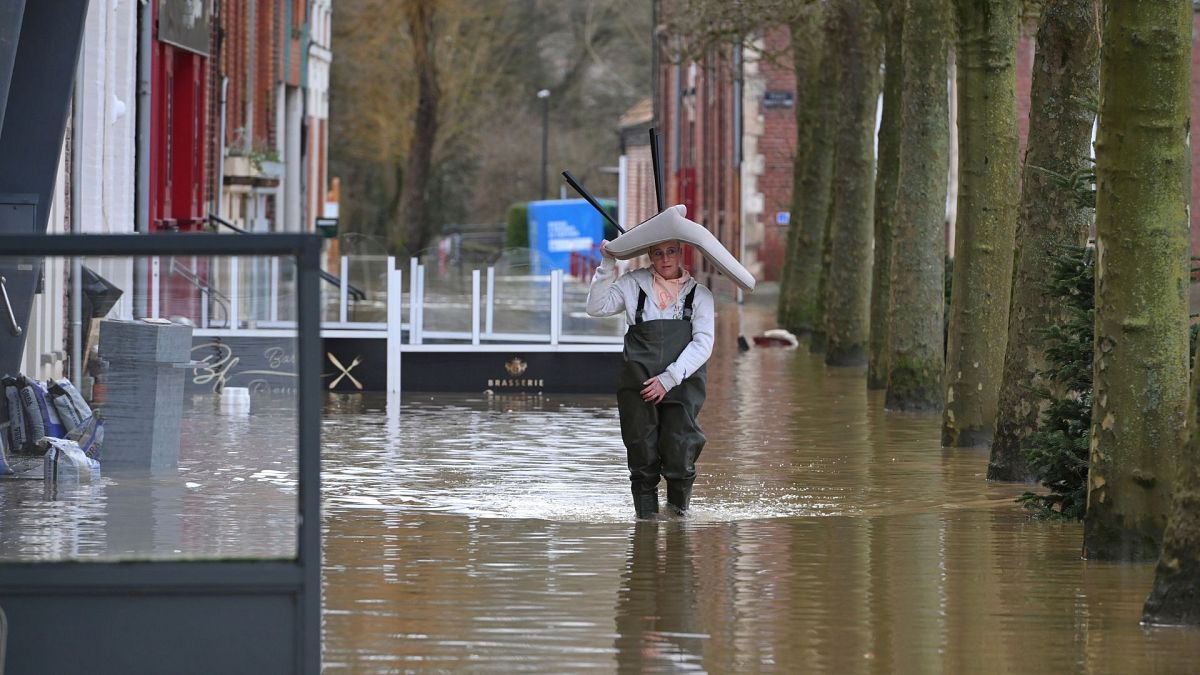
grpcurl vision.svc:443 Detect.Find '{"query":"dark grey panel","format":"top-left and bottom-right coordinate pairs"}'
top-left (0, 0), bottom-right (89, 374)
top-left (0, 234), bottom-right (323, 674)
top-left (1, 593), bottom-right (297, 674)
top-left (0, 0), bottom-right (26, 133)
top-left (0, 195), bottom-right (37, 377)
top-left (0, 0), bottom-right (89, 229)
top-left (186, 336), bottom-right (300, 395)
top-left (396, 349), bottom-right (623, 394)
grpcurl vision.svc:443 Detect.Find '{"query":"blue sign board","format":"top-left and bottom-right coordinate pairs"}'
top-left (526, 199), bottom-right (606, 275)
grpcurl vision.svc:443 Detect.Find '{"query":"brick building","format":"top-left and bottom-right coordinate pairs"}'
top-left (307, 0), bottom-right (334, 230)
top-left (654, 39), bottom-right (745, 297)
top-left (651, 12), bottom-right (1055, 292)
top-left (741, 28), bottom-right (797, 284)
top-left (618, 98), bottom-right (657, 232)
top-left (651, 16), bottom-right (795, 294)
top-left (215, 0), bottom-right (315, 235)
top-left (151, 1), bottom-right (213, 234)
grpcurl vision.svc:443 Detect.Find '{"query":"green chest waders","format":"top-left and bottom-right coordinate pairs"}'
top-left (617, 286), bottom-right (707, 518)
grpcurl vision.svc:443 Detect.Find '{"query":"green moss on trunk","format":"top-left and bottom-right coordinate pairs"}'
top-left (990, 0), bottom-right (1099, 480)
top-left (941, 0), bottom-right (1020, 447)
top-left (825, 0), bottom-right (882, 368)
top-left (779, 7), bottom-right (834, 337)
top-left (868, 0), bottom-right (903, 388)
top-left (1144, 457), bottom-right (1200, 623)
top-left (1084, 0), bottom-right (1191, 562)
top-left (778, 9), bottom-right (827, 332)
top-left (887, 355), bottom-right (945, 411)
top-left (811, 202), bottom-right (835, 354)
top-left (885, 0), bottom-right (950, 412)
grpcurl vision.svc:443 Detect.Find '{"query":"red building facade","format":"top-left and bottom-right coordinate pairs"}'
top-left (653, 14), bottom-right (796, 292)
top-left (145, 1), bottom-right (328, 322)
top-left (655, 41), bottom-right (745, 296)
top-left (150, 2), bottom-right (212, 234)
top-left (744, 28), bottom-right (798, 283)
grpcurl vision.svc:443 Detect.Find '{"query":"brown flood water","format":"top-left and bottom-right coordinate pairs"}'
top-left (320, 300), bottom-right (1200, 673)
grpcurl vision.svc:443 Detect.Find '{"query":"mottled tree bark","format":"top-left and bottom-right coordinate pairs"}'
top-left (1084, 0), bottom-right (1191, 562)
top-left (1144, 338), bottom-right (1200, 624)
top-left (779, 7), bottom-right (835, 338)
top-left (779, 9), bottom-right (827, 333)
top-left (825, 0), bottom-right (882, 366)
top-left (395, 0), bottom-right (440, 255)
top-left (811, 190), bottom-right (835, 354)
top-left (989, 0), bottom-right (1098, 481)
top-left (941, 0), bottom-right (1020, 446)
top-left (868, 0), bottom-right (903, 388)
top-left (885, 0), bottom-right (950, 412)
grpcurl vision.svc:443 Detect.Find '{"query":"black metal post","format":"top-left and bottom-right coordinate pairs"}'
top-left (539, 89), bottom-right (550, 200)
top-left (562, 171), bottom-right (625, 235)
top-left (649, 127), bottom-right (665, 212)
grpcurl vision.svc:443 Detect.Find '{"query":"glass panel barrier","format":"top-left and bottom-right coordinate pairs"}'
top-left (0, 254), bottom-right (299, 562)
top-left (486, 249), bottom-right (553, 339)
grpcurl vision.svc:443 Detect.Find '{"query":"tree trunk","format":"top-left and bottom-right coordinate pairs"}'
top-left (825, 0), bottom-right (882, 367)
top-left (940, 0), bottom-right (1020, 447)
top-left (779, 9), bottom-right (827, 332)
top-left (1143, 337), bottom-right (1200, 623)
top-left (810, 192), bottom-right (835, 354)
top-left (395, 0), bottom-right (440, 255)
top-left (989, 0), bottom-right (1098, 480)
top-left (1083, 0), bottom-right (1191, 562)
top-left (778, 7), bottom-right (835, 338)
top-left (868, 0), bottom-right (903, 388)
top-left (885, 0), bottom-right (951, 412)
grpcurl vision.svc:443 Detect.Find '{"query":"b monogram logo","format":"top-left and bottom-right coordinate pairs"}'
top-left (504, 357), bottom-right (527, 376)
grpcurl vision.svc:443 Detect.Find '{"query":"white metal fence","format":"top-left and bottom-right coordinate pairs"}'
top-left (151, 253), bottom-right (626, 344)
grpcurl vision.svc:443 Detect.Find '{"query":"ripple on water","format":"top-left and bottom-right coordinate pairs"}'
top-left (320, 302), bottom-right (1200, 674)
top-left (320, 394), bottom-right (881, 523)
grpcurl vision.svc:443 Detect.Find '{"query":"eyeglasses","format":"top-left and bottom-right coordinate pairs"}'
top-left (650, 247), bottom-right (680, 260)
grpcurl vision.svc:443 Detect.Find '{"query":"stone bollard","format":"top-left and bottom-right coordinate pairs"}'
top-left (96, 318), bottom-right (193, 473)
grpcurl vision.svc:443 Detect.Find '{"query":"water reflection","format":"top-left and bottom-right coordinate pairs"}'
top-left (0, 394), bottom-right (298, 561)
top-left (5, 295), bottom-right (1196, 669)
top-left (320, 299), bottom-right (1200, 672)
top-left (614, 522), bottom-right (704, 673)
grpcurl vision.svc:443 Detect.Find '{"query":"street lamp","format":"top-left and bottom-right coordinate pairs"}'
top-left (537, 88), bottom-right (550, 200)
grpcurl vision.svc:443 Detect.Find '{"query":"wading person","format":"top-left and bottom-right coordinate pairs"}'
top-left (587, 238), bottom-right (715, 519)
top-left (565, 137), bottom-right (754, 519)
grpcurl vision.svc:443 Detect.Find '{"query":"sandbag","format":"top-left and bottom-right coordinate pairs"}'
top-left (0, 378), bottom-right (11, 471)
top-left (49, 379), bottom-right (92, 434)
top-left (3, 375), bottom-right (95, 457)
top-left (40, 436), bottom-right (100, 484)
top-left (0, 419), bottom-right (12, 475)
top-left (4, 377), bottom-right (31, 453)
top-left (67, 414), bottom-right (104, 461)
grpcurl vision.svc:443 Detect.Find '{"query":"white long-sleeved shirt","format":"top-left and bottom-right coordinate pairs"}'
top-left (586, 258), bottom-right (715, 392)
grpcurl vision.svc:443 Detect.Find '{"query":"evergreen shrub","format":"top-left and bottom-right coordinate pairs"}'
top-left (1018, 244), bottom-right (1093, 519)
top-left (505, 202), bottom-right (529, 249)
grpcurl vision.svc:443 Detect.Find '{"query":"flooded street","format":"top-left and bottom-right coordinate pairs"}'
top-left (320, 300), bottom-right (1200, 673)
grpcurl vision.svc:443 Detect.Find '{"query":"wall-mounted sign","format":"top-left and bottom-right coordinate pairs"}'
top-left (764, 90), bottom-right (794, 109)
top-left (776, 211), bottom-right (790, 225)
top-left (157, 0), bottom-right (211, 56)
top-left (315, 217), bottom-right (339, 238)
top-left (188, 338), bottom-right (298, 395)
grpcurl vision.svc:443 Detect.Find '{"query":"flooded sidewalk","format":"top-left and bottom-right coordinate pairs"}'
top-left (320, 301), bottom-right (1200, 673)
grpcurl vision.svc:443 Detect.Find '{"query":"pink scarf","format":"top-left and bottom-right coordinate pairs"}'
top-left (651, 269), bottom-right (691, 310)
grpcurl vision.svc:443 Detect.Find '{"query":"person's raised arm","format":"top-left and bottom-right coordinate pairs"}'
top-left (586, 240), bottom-right (627, 318)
